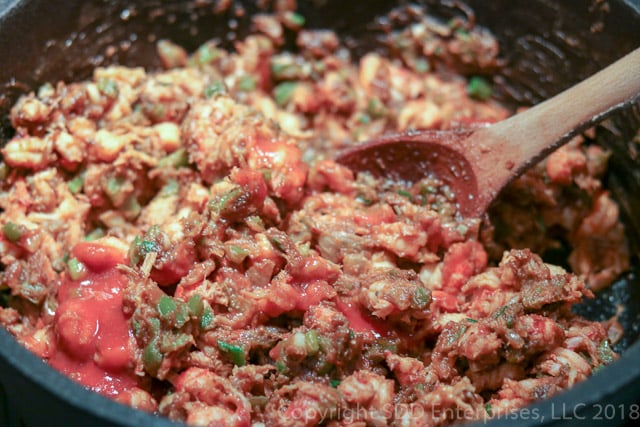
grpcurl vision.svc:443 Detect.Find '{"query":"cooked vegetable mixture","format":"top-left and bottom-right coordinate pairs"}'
top-left (0, 6), bottom-right (630, 427)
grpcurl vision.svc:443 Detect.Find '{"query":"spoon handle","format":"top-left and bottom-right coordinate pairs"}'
top-left (473, 47), bottom-right (640, 202)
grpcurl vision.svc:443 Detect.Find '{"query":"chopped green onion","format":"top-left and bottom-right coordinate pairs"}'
top-left (20, 282), bottom-right (46, 305)
top-left (412, 287), bottom-right (431, 309)
top-left (355, 194), bottom-right (373, 206)
top-left (467, 76), bottom-right (492, 101)
top-left (298, 241), bottom-right (310, 256)
top-left (3, 222), bottom-right (22, 243)
top-left (195, 43), bottom-right (219, 64)
top-left (270, 61), bottom-right (297, 80)
top-left (158, 295), bottom-right (177, 317)
top-left (129, 233), bottom-right (161, 266)
top-left (494, 305), bottom-right (508, 319)
top-left (97, 77), bottom-right (119, 98)
top-left (330, 379), bottom-right (341, 388)
top-left (420, 184), bottom-right (437, 195)
top-left (217, 340), bottom-right (245, 366)
top-left (269, 236), bottom-right (286, 253)
top-left (283, 11), bottom-right (305, 28)
top-left (84, 228), bottom-right (104, 241)
top-left (67, 258), bottom-right (88, 281)
top-left (291, 332), bottom-right (307, 352)
top-left (446, 325), bottom-right (467, 346)
top-left (204, 81), bottom-right (227, 98)
top-left (68, 175), bottom-right (84, 194)
top-left (305, 330), bottom-right (320, 354)
top-left (454, 27), bottom-right (471, 41)
top-left (456, 224), bottom-right (468, 236)
top-left (209, 188), bottom-right (242, 214)
top-left (237, 75), bottom-right (257, 91)
top-left (225, 244), bottom-right (249, 264)
top-left (157, 148), bottom-right (189, 168)
top-left (466, 318), bottom-right (478, 323)
top-left (493, 304), bottom-right (514, 328)
top-left (200, 306), bottom-right (214, 329)
top-left (187, 294), bottom-right (204, 317)
top-left (245, 216), bottom-right (265, 232)
top-left (273, 81), bottom-right (297, 106)
top-left (397, 189), bottom-right (413, 201)
top-left (485, 402), bottom-right (493, 416)
top-left (128, 236), bottom-right (143, 265)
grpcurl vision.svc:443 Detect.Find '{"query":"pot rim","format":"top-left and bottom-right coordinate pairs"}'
top-left (3, 324), bottom-right (640, 426)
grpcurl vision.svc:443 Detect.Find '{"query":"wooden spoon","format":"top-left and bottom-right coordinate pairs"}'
top-left (336, 48), bottom-right (640, 218)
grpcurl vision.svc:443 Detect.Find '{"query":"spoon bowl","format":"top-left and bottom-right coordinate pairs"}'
top-left (337, 47), bottom-right (640, 217)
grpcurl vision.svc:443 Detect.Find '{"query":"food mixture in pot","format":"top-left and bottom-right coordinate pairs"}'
top-left (0, 6), bottom-right (630, 427)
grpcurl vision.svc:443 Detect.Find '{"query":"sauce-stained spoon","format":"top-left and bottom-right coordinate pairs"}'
top-left (336, 48), bottom-right (640, 217)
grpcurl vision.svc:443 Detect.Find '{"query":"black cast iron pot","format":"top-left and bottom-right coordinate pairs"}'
top-left (1, 1), bottom-right (640, 426)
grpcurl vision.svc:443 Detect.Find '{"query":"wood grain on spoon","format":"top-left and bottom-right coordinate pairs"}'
top-left (336, 47), bottom-right (640, 218)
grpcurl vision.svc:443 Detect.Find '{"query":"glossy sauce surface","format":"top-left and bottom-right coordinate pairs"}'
top-left (49, 242), bottom-right (137, 397)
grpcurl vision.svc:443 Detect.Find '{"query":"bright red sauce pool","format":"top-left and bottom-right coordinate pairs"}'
top-left (49, 242), bottom-right (138, 397)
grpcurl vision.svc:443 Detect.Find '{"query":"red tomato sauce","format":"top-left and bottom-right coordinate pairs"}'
top-left (49, 242), bottom-right (137, 397)
top-left (336, 298), bottom-right (391, 338)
